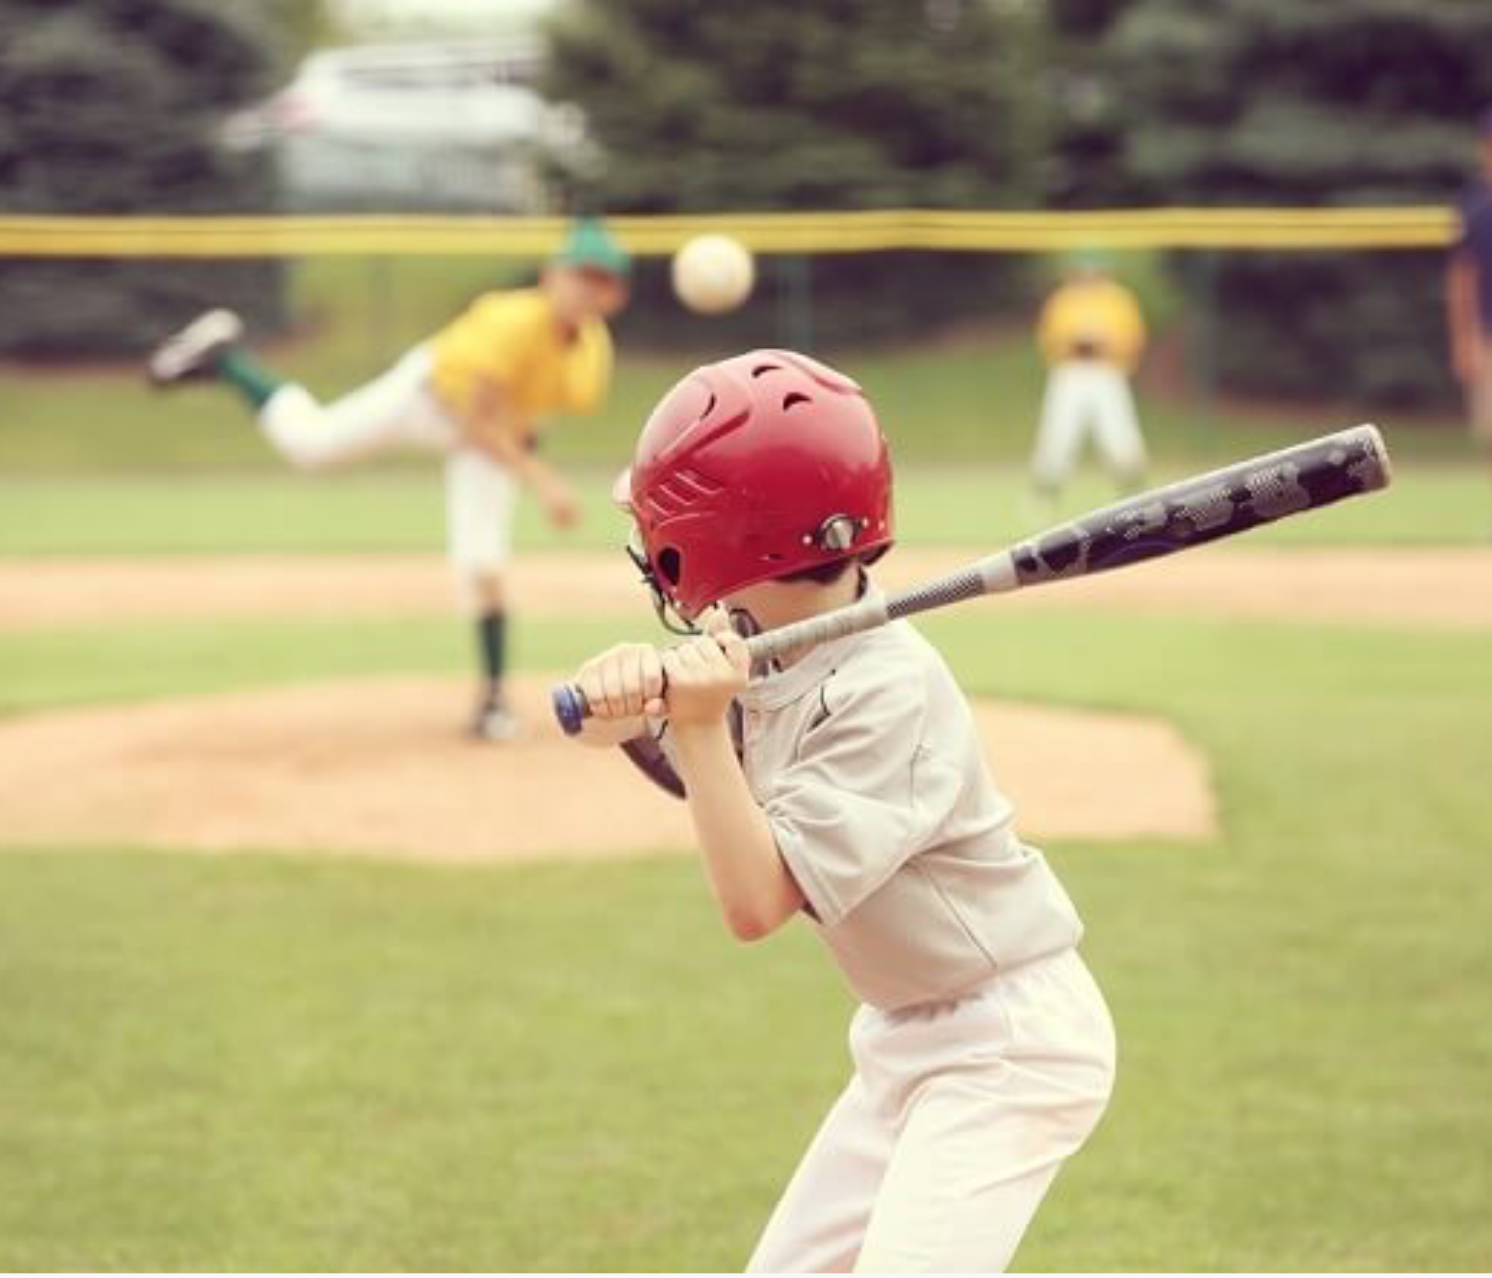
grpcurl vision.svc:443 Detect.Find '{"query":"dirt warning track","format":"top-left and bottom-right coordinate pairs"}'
top-left (2, 547), bottom-right (1490, 632)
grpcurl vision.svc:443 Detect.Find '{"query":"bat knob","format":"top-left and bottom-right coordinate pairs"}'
top-left (552, 683), bottom-right (591, 737)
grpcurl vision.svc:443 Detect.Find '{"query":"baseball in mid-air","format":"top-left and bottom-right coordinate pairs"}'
top-left (671, 233), bottom-right (755, 315)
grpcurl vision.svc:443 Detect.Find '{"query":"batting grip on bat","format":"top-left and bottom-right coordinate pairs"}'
top-left (553, 424), bottom-right (1392, 736)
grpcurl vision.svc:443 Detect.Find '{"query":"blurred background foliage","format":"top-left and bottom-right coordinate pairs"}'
top-left (1101, 0), bottom-right (1492, 405)
top-left (541, 0), bottom-right (1048, 347)
top-left (1, 0), bottom-right (1489, 406)
top-left (541, 0), bottom-right (1492, 402)
top-left (0, 0), bottom-right (309, 355)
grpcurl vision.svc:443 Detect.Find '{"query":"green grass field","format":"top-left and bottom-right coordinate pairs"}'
top-left (1, 607), bottom-right (1489, 1270)
top-left (1, 461), bottom-right (1488, 556)
top-left (1, 256), bottom-right (1490, 1270)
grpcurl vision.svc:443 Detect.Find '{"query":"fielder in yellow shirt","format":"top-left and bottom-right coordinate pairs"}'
top-left (148, 218), bottom-right (631, 740)
top-left (1029, 257), bottom-right (1150, 505)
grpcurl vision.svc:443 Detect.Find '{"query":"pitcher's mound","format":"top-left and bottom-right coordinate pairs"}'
top-left (0, 676), bottom-right (1214, 861)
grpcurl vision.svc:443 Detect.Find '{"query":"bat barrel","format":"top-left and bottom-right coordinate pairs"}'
top-left (1010, 423), bottom-right (1390, 585)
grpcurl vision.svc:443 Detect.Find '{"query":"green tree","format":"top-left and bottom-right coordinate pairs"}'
top-left (541, 0), bottom-right (1048, 346)
top-left (1109, 0), bottom-right (1492, 405)
top-left (0, 0), bottom-right (288, 358)
top-left (1043, 0), bottom-right (1136, 209)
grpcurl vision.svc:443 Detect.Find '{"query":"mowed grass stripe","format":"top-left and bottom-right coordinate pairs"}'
top-left (1, 461), bottom-right (1486, 557)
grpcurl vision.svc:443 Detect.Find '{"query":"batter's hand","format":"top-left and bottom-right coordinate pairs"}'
top-left (573, 643), bottom-right (667, 721)
top-left (662, 611), bottom-right (749, 730)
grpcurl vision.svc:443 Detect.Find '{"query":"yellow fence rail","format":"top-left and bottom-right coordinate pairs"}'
top-left (0, 206), bottom-right (1457, 257)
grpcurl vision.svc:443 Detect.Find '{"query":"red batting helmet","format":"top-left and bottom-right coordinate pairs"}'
top-left (621, 349), bottom-right (894, 620)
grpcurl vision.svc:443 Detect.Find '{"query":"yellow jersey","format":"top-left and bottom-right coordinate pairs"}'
top-left (1036, 278), bottom-right (1147, 373)
top-left (429, 288), bottom-right (613, 430)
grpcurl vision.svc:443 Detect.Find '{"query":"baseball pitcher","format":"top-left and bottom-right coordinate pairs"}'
top-left (147, 217), bottom-right (631, 740)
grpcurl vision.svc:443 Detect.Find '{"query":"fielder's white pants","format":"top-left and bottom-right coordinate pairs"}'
top-left (1030, 360), bottom-right (1148, 491)
top-left (747, 949), bottom-right (1115, 1274)
top-left (257, 344), bottom-right (517, 581)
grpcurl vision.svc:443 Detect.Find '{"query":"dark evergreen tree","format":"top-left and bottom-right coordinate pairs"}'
top-left (1110, 0), bottom-right (1492, 405)
top-left (0, 0), bottom-right (288, 358)
top-left (1043, 0), bottom-right (1137, 209)
top-left (540, 0), bottom-right (1048, 346)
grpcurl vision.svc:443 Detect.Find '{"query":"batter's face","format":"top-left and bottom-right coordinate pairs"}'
top-left (723, 573), bottom-right (858, 633)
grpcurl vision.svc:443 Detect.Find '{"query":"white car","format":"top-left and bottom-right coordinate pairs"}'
top-left (224, 41), bottom-right (588, 211)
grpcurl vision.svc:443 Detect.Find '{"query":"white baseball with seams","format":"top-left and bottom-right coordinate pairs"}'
top-left (671, 233), bottom-right (756, 314)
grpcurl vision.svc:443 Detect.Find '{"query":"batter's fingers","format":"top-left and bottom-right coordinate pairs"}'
top-left (693, 629), bottom-right (743, 679)
top-left (575, 662), bottom-right (610, 719)
top-left (685, 634), bottom-right (727, 674)
top-left (623, 644), bottom-right (658, 717)
top-left (574, 672), bottom-right (601, 718)
top-left (599, 648), bottom-right (634, 719)
top-left (660, 646), bottom-right (688, 689)
top-left (640, 644), bottom-right (666, 703)
top-left (714, 627), bottom-right (750, 675)
top-left (574, 643), bottom-right (639, 715)
top-left (668, 641), bottom-right (706, 684)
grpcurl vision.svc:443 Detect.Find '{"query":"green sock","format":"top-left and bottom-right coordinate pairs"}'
top-left (215, 348), bottom-right (285, 411)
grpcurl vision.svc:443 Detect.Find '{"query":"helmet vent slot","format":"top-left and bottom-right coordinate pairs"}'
top-left (782, 392), bottom-right (810, 411)
top-left (751, 364), bottom-right (780, 378)
top-left (699, 392), bottom-right (717, 420)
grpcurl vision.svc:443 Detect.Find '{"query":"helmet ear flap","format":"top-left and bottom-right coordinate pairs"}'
top-left (626, 538), bottom-right (698, 636)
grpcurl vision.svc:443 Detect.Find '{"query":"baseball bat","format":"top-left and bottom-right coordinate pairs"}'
top-left (553, 423), bottom-right (1392, 736)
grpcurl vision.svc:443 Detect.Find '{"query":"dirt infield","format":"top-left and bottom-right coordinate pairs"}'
top-left (3, 546), bottom-right (1491, 632)
top-left (10, 541), bottom-right (1479, 862)
top-left (0, 675), bottom-right (1214, 859)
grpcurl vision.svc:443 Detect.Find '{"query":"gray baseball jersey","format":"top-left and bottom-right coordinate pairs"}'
top-left (657, 607), bottom-right (1084, 1011)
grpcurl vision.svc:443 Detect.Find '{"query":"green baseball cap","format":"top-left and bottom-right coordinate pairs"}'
top-left (555, 216), bottom-right (631, 279)
top-left (1063, 247), bottom-right (1113, 275)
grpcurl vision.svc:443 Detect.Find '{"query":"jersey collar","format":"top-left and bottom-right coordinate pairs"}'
top-left (736, 583), bottom-right (886, 712)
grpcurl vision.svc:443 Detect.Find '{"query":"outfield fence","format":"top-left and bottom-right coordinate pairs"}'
top-left (0, 206), bottom-right (1457, 258)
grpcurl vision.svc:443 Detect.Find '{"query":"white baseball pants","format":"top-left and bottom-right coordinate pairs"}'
top-left (1030, 360), bottom-right (1148, 491)
top-left (747, 949), bottom-right (1115, 1274)
top-left (257, 344), bottom-right (517, 578)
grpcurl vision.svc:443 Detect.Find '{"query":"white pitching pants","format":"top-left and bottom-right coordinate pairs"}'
top-left (257, 345), bottom-right (516, 579)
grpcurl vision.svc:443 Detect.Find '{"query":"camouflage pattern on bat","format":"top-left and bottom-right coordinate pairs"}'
top-left (1010, 424), bottom-right (1390, 583)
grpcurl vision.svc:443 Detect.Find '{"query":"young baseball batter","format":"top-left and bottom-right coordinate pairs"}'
top-left (146, 217), bottom-right (630, 740)
top-left (569, 350), bottom-right (1116, 1272)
